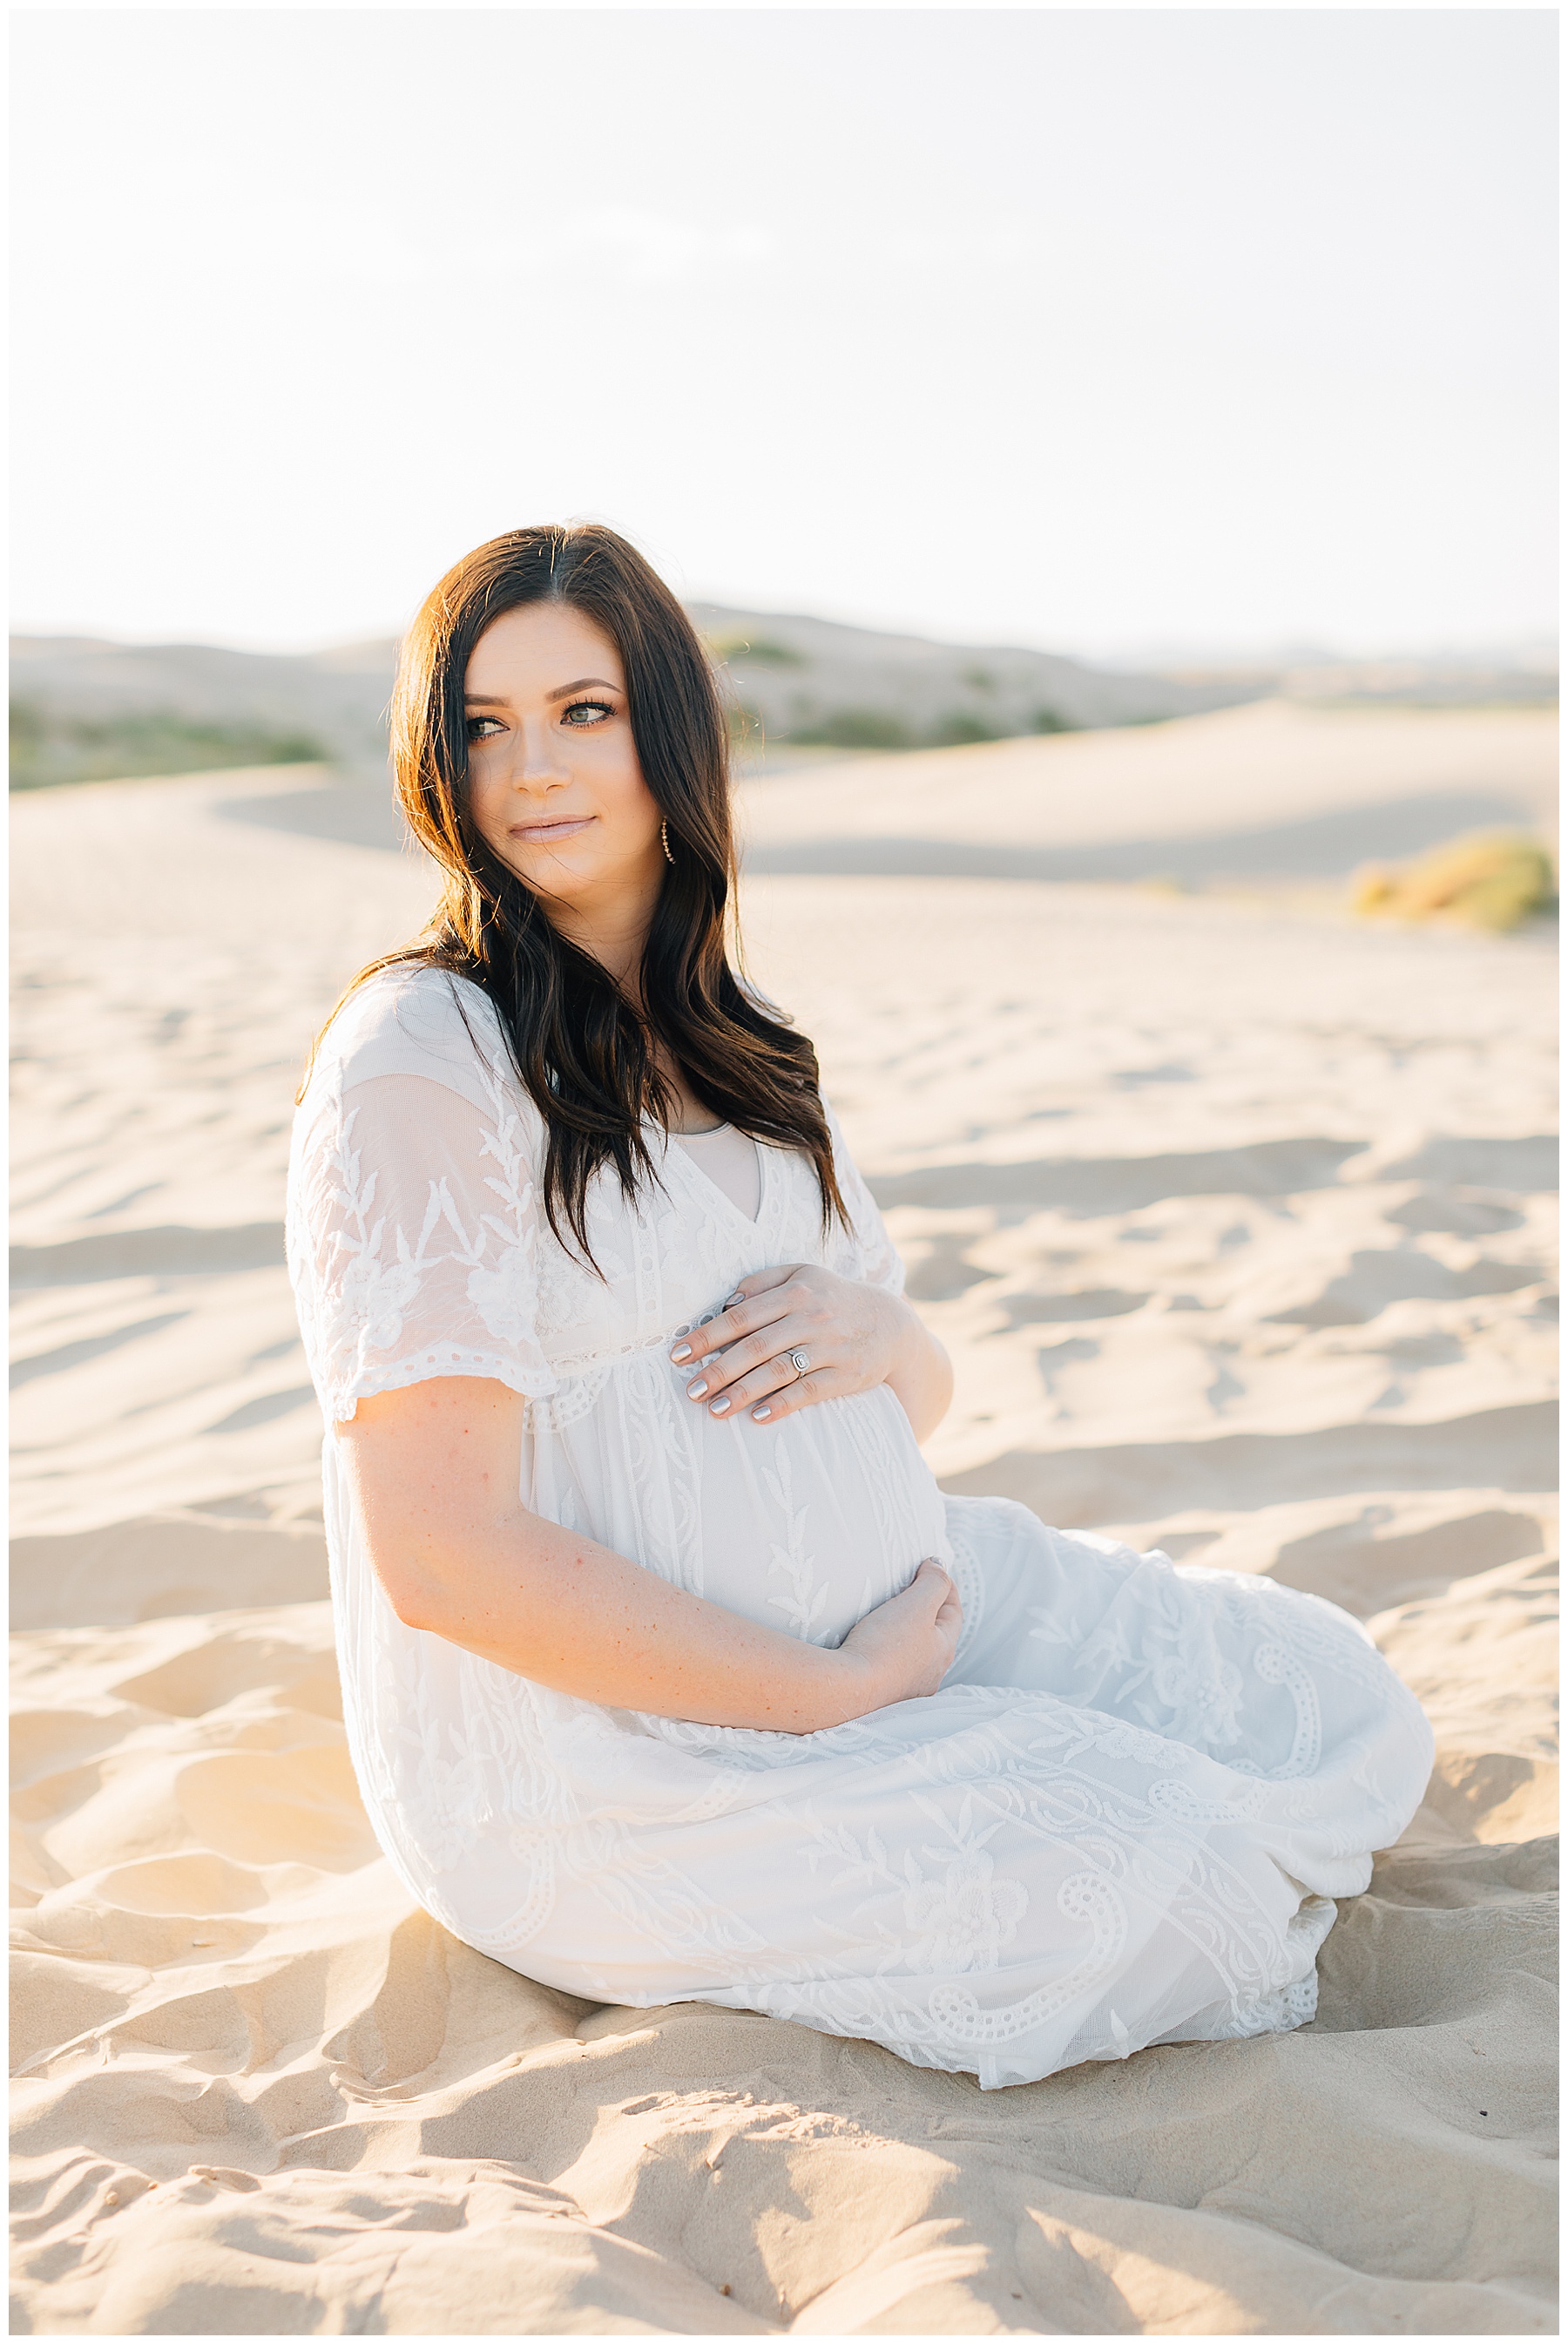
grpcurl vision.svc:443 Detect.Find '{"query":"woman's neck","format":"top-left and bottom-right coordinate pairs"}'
top-left (538, 870), bottom-right (660, 994)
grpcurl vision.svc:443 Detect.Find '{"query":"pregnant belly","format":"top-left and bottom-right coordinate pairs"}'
top-left (532, 1369), bottom-right (950, 1650)
top-left (690, 1384), bottom-right (950, 1645)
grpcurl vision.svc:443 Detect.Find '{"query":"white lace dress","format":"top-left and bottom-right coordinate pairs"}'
top-left (287, 966), bottom-right (1435, 2089)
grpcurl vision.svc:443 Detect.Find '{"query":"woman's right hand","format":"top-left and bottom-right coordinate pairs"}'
top-left (833, 1559), bottom-right (962, 1719)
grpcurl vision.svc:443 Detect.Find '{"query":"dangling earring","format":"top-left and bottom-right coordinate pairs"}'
top-left (660, 818), bottom-right (675, 865)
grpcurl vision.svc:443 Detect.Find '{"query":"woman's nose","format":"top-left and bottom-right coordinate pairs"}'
top-left (514, 716), bottom-right (569, 788)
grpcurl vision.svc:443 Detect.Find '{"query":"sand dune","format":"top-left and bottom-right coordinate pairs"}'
top-left (740, 698), bottom-right (1558, 888)
top-left (10, 736), bottom-right (1558, 2333)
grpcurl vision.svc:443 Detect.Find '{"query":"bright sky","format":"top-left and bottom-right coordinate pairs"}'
top-left (10, 9), bottom-right (1557, 660)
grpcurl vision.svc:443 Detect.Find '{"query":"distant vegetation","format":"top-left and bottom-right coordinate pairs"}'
top-left (10, 701), bottom-right (327, 790)
top-left (779, 704), bottom-right (1076, 752)
top-left (706, 633), bottom-right (803, 667)
top-left (787, 708), bottom-right (919, 750)
top-left (690, 600), bottom-right (1196, 744)
top-left (710, 616), bottom-right (1084, 751)
top-left (1352, 831), bottom-right (1558, 932)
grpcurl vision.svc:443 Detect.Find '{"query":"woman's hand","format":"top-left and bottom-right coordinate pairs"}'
top-left (833, 1560), bottom-right (963, 1713)
top-left (669, 1263), bottom-right (955, 1440)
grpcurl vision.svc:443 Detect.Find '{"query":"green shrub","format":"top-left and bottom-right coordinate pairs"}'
top-left (10, 701), bottom-right (328, 790)
top-left (928, 710), bottom-right (1006, 747)
top-left (706, 633), bottom-right (803, 667)
top-left (787, 708), bottom-right (916, 750)
top-left (778, 701), bottom-right (1083, 751)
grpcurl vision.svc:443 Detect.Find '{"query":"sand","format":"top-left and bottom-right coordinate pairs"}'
top-left (738, 697), bottom-right (1558, 888)
top-left (10, 713), bottom-right (1558, 2334)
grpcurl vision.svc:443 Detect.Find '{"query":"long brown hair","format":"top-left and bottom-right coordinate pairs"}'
top-left (317, 523), bottom-right (847, 1261)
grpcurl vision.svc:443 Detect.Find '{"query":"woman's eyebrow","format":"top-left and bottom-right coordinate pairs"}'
top-left (463, 677), bottom-right (622, 708)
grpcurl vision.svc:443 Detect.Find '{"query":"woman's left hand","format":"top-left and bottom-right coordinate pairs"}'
top-left (669, 1263), bottom-right (915, 1426)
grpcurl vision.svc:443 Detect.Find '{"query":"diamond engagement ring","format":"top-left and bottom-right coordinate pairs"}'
top-left (787, 1349), bottom-right (810, 1378)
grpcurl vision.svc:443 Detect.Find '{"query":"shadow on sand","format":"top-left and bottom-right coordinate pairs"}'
top-left (219, 782), bottom-right (1538, 886)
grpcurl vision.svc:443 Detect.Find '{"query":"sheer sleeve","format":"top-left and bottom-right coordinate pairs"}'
top-left (821, 1098), bottom-right (907, 1297)
top-left (287, 971), bottom-right (558, 1423)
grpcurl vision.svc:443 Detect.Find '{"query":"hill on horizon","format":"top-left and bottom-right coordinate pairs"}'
top-left (10, 611), bottom-right (1553, 789)
top-left (10, 611), bottom-right (1264, 792)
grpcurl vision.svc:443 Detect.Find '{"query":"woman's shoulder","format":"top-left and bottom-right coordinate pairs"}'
top-left (304, 960), bottom-right (517, 1108)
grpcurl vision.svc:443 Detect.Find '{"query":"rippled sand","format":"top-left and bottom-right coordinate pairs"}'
top-left (11, 727), bottom-right (1558, 2333)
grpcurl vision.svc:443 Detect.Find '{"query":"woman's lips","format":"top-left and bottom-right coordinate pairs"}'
top-left (509, 815), bottom-right (595, 844)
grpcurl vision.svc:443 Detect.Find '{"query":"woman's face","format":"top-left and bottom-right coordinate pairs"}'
top-left (462, 603), bottom-right (663, 921)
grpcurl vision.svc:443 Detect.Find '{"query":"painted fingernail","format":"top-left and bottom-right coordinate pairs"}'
top-left (751, 1405), bottom-right (772, 1421)
top-left (687, 1379), bottom-right (708, 1399)
top-left (670, 1344), bottom-right (693, 1364)
top-left (709, 1397), bottom-right (731, 1415)
top-left (725, 1291), bottom-right (746, 1306)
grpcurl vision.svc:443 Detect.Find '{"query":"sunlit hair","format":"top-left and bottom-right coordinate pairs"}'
top-left (308, 523), bottom-right (848, 1262)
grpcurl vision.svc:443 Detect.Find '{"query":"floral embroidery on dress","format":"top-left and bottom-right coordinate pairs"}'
top-left (929, 1870), bottom-right (1127, 2046)
top-left (320, 1106), bottom-right (428, 1358)
top-left (761, 1441), bottom-right (829, 1642)
top-left (902, 1833), bottom-right (1029, 1975)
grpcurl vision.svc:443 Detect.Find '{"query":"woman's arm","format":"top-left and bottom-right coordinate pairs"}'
top-left (668, 1266), bottom-right (955, 1441)
top-left (338, 1376), bottom-right (960, 1733)
top-left (881, 1297), bottom-right (956, 1440)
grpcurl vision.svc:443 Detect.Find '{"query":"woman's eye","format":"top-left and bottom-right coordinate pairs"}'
top-left (561, 700), bottom-right (615, 727)
top-left (465, 716), bottom-right (504, 741)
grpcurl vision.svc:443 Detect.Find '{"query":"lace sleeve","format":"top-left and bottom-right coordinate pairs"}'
top-left (821, 1099), bottom-right (906, 1296)
top-left (287, 976), bottom-right (558, 1422)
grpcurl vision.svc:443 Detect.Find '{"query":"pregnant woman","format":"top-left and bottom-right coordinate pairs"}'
top-left (287, 524), bottom-right (1434, 2089)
